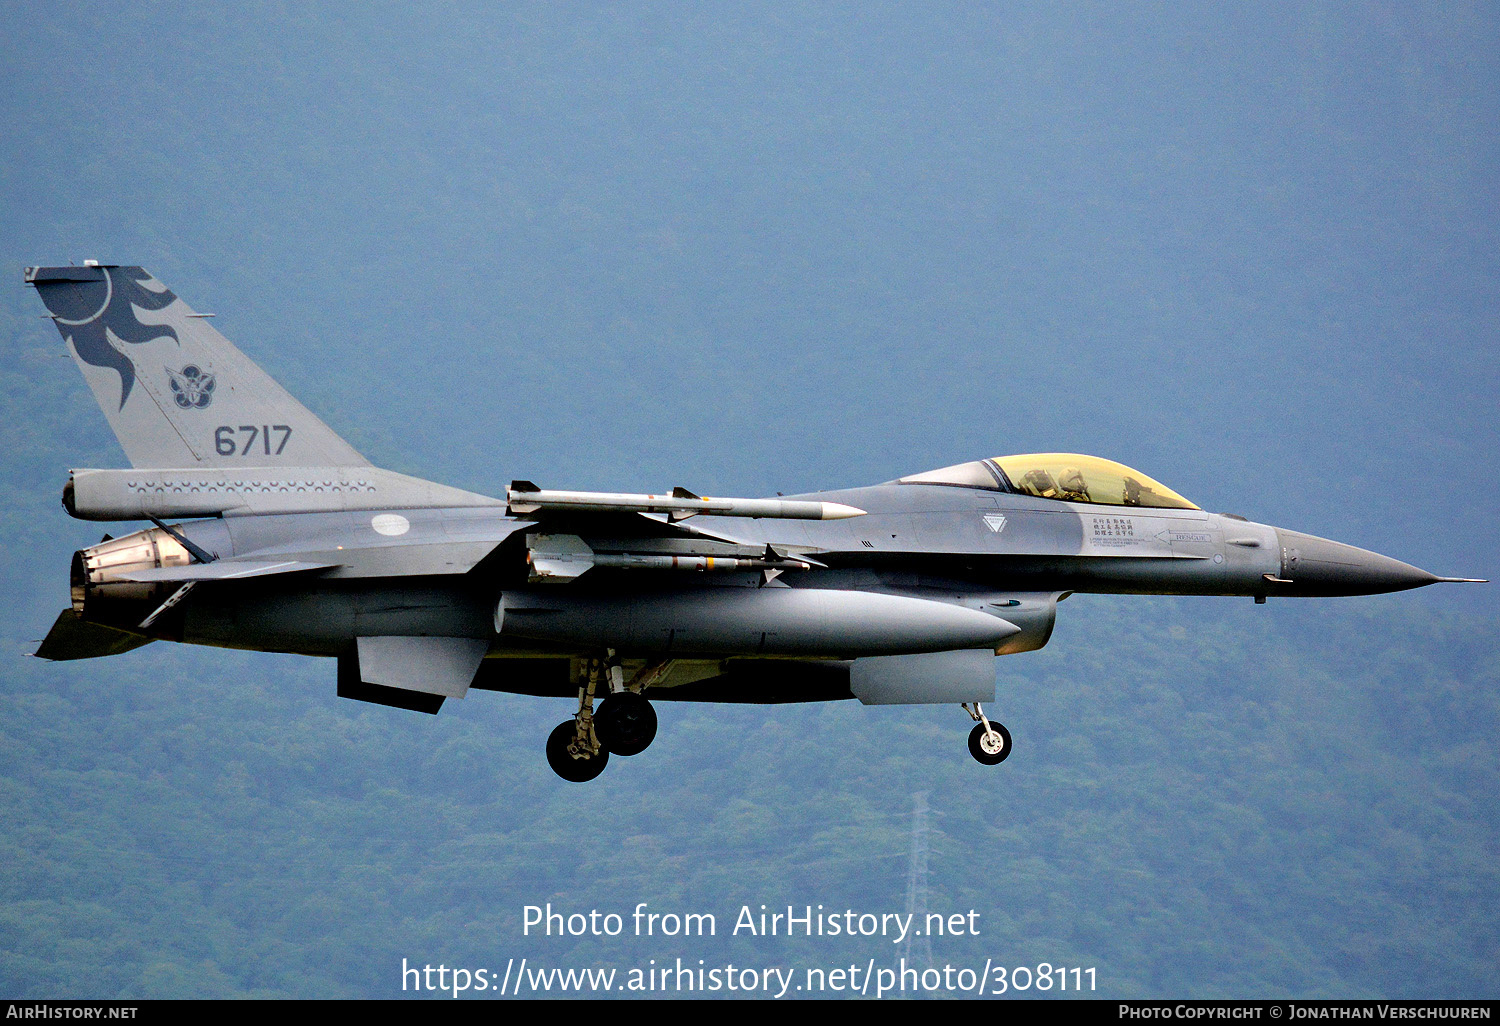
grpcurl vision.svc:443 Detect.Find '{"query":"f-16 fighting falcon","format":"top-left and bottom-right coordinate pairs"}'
top-left (27, 264), bottom-right (1485, 781)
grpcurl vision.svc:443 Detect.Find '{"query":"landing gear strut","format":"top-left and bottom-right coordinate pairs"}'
top-left (546, 655), bottom-right (666, 781)
top-left (962, 702), bottom-right (1011, 765)
top-left (545, 657), bottom-right (610, 783)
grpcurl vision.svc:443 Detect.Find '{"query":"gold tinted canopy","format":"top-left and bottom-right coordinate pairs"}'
top-left (900, 454), bottom-right (1199, 510)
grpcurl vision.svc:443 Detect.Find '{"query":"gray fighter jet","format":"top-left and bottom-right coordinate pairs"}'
top-left (27, 264), bottom-right (1485, 781)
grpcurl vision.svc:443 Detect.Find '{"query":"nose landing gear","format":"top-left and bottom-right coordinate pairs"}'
top-left (962, 702), bottom-right (1011, 765)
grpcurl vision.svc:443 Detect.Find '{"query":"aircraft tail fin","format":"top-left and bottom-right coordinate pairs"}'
top-left (26, 265), bottom-right (369, 469)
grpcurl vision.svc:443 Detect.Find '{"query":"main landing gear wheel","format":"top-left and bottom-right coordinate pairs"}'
top-left (593, 692), bottom-right (658, 756)
top-left (546, 721), bottom-right (609, 782)
top-left (968, 721), bottom-right (1012, 765)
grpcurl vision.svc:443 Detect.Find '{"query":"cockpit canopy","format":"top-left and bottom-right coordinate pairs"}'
top-left (898, 453), bottom-right (1199, 510)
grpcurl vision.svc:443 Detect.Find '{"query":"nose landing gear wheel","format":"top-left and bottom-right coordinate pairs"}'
top-left (546, 721), bottom-right (610, 782)
top-left (968, 721), bottom-right (1012, 765)
top-left (594, 692), bottom-right (658, 756)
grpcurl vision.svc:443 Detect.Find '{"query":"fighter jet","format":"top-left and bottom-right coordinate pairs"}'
top-left (27, 264), bottom-right (1485, 781)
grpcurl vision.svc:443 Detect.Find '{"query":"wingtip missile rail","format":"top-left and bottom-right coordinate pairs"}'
top-left (506, 482), bottom-right (866, 521)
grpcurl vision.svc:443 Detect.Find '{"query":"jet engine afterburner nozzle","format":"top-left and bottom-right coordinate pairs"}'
top-left (70, 527), bottom-right (192, 623)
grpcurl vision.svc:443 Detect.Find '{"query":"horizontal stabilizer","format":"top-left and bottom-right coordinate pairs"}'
top-left (116, 560), bottom-right (336, 583)
top-left (34, 609), bottom-right (153, 661)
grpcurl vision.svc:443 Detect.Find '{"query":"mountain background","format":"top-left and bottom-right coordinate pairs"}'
top-left (0, 2), bottom-right (1495, 999)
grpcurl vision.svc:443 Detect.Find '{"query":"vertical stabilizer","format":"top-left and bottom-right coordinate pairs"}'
top-left (26, 265), bottom-right (369, 468)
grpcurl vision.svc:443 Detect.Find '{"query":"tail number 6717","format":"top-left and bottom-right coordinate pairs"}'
top-left (215, 424), bottom-right (292, 456)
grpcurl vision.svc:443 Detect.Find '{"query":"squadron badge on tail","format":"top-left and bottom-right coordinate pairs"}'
top-left (166, 365), bottom-right (215, 409)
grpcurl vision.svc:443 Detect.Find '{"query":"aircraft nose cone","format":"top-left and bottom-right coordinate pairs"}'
top-left (1272, 529), bottom-right (1440, 596)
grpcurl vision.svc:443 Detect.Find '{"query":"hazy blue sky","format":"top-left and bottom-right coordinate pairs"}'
top-left (3, 3), bottom-right (1494, 609)
top-left (1, 3), bottom-right (1496, 999)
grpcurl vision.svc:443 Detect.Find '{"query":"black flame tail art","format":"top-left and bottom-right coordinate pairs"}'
top-left (35, 266), bottom-right (180, 409)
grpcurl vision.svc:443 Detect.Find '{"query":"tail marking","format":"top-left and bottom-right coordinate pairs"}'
top-left (33, 266), bottom-right (179, 409)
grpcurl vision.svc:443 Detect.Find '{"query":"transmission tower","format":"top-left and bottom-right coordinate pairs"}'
top-left (901, 790), bottom-right (935, 972)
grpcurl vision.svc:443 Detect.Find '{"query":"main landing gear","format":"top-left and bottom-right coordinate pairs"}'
top-left (545, 654), bottom-right (664, 782)
top-left (594, 691), bottom-right (657, 756)
top-left (962, 702), bottom-right (1012, 765)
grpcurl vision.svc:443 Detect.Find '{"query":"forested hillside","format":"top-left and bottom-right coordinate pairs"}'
top-left (2, 588), bottom-right (1495, 997)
